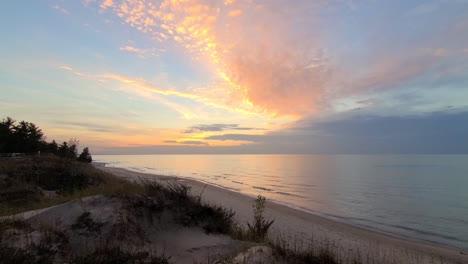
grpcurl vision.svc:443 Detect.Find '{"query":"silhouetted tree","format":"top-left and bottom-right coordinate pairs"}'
top-left (15, 121), bottom-right (44, 153)
top-left (57, 139), bottom-right (78, 158)
top-left (78, 147), bottom-right (92, 163)
top-left (0, 117), bottom-right (44, 153)
top-left (48, 140), bottom-right (59, 154)
top-left (0, 117), bottom-right (91, 159)
top-left (67, 138), bottom-right (79, 158)
top-left (0, 117), bottom-right (16, 152)
top-left (58, 141), bottom-right (68, 157)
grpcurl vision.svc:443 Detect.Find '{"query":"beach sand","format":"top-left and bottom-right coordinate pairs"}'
top-left (94, 163), bottom-right (468, 264)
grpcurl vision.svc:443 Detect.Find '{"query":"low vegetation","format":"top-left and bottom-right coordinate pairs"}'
top-left (247, 195), bottom-right (275, 242)
top-left (0, 155), bottom-right (143, 216)
top-left (0, 241), bottom-right (172, 264)
top-left (141, 180), bottom-right (236, 234)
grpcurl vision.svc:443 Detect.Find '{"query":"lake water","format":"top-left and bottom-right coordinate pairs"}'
top-left (94, 154), bottom-right (468, 249)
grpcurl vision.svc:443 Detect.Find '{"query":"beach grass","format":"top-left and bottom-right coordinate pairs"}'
top-left (140, 179), bottom-right (237, 235)
top-left (0, 155), bottom-right (144, 216)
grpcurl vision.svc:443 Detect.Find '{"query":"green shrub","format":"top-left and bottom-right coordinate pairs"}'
top-left (247, 195), bottom-right (275, 242)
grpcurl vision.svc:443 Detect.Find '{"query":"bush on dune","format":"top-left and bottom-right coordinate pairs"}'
top-left (141, 180), bottom-right (236, 235)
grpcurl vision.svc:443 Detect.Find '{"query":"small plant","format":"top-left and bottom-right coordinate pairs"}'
top-left (247, 195), bottom-right (275, 242)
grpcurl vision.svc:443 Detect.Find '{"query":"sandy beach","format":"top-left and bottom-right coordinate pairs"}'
top-left (94, 162), bottom-right (468, 264)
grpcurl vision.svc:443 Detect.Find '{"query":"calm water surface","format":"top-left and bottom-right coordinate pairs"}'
top-left (94, 154), bottom-right (468, 249)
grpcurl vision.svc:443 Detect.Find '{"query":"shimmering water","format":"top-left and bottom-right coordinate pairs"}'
top-left (94, 154), bottom-right (468, 249)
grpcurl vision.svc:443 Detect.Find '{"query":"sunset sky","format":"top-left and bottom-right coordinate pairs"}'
top-left (1, 0), bottom-right (467, 154)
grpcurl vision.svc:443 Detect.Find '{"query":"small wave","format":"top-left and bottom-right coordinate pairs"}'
top-left (129, 167), bottom-right (145, 172)
top-left (232, 181), bottom-right (244, 185)
top-left (285, 183), bottom-right (316, 188)
top-left (334, 215), bottom-right (468, 245)
top-left (275, 191), bottom-right (294, 196)
top-left (253, 186), bottom-right (273, 191)
top-left (203, 181), bottom-right (240, 192)
top-left (388, 224), bottom-right (466, 243)
top-left (270, 184), bottom-right (285, 187)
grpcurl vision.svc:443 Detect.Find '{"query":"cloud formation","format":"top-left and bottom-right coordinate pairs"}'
top-left (83, 0), bottom-right (468, 121)
top-left (182, 124), bottom-right (263, 133)
top-left (59, 66), bottom-right (267, 117)
top-left (200, 110), bottom-right (468, 153)
top-left (119, 45), bottom-right (159, 57)
top-left (204, 134), bottom-right (262, 142)
top-left (91, 0), bottom-right (332, 118)
top-left (164, 140), bottom-right (208, 146)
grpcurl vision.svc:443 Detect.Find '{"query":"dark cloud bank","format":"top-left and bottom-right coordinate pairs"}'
top-left (95, 111), bottom-right (468, 154)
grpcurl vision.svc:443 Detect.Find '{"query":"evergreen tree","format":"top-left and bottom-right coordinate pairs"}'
top-left (0, 117), bottom-right (87, 157)
top-left (78, 147), bottom-right (92, 163)
top-left (48, 140), bottom-right (59, 154)
top-left (0, 117), bottom-right (44, 153)
top-left (0, 117), bottom-right (15, 152)
top-left (58, 142), bottom-right (69, 157)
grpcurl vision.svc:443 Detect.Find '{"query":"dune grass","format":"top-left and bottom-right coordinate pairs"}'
top-left (139, 179), bottom-right (237, 235)
top-left (0, 155), bottom-right (144, 216)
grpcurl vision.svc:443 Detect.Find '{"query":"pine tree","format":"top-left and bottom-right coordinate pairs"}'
top-left (78, 147), bottom-right (92, 163)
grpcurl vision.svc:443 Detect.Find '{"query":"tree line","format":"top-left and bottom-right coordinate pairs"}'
top-left (0, 117), bottom-right (92, 162)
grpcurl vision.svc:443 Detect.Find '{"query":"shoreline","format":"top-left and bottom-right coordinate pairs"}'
top-left (94, 162), bottom-right (468, 264)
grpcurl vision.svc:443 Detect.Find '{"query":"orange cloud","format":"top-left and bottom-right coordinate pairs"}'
top-left (59, 66), bottom-right (199, 119)
top-left (119, 45), bottom-right (159, 57)
top-left (120, 45), bottom-right (142, 52)
top-left (59, 66), bottom-right (73, 71)
top-left (228, 9), bottom-right (242, 17)
top-left (59, 66), bottom-right (271, 118)
top-left (96, 0), bottom-right (331, 118)
top-left (100, 0), bottom-right (114, 9)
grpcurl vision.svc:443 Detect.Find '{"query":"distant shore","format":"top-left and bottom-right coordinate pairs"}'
top-left (94, 162), bottom-right (468, 264)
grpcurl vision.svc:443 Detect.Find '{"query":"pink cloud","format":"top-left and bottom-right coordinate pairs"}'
top-left (100, 0), bottom-right (114, 9)
top-left (92, 0), bottom-right (332, 118)
top-left (91, 0), bottom-right (467, 119)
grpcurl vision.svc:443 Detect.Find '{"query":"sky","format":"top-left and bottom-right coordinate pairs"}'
top-left (1, 0), bottom-right (467, 154)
